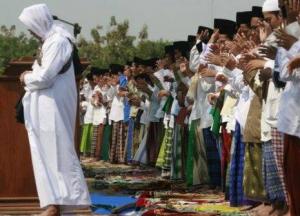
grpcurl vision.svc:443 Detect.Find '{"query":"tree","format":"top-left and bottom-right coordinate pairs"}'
top-left (0, 25), bottom-right (39, 73)
top-left (78, 17), bottom-right (170, 68)
top-left (0, 17), bottom-right (170, 73)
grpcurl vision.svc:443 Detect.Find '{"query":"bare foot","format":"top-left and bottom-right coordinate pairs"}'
top-left (257, 204), bottom-right (272, 216)
top-left (40, 205), bottom-right (60, 216)
top-left (277, 204), bottom-right (290, 216)
top-left (249, 204), bottom-right (272, 216)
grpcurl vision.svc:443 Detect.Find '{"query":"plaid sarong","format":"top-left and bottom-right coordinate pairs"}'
top-left (203, 127), bottom-right (221, 187)
top-left (271, 127), bottom-right (288, 201)
top-left (229, 122), bottom-right (246, 207)
top-left (263, 140), bottom-right (286, 203)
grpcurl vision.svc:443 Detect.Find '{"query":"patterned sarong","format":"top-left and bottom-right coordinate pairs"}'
top-left (186, 120), bottom-right (210, 186)
top-left (110, 121), bottom-right (127, 163)
top-left (243, 142), bottom-right (266, 201)
top-left (263, 140), bottom-right (286, 203)
top-left (229, 123), bottom-right (246, 207)
top-left (203, 128), bottom-right (221, 187)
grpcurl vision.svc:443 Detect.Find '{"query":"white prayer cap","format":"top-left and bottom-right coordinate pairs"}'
top-left (262, 0), bottom-right (280, 12)
top-left (19, 4), bottom-right (53, 40)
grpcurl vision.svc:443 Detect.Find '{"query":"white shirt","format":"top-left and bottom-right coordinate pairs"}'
top-left (189, 76), bottom-right (215, 128)
top-left (108, 85), bottom-right (125, 122)
top-left (277, 41), bottom-right (300, 138)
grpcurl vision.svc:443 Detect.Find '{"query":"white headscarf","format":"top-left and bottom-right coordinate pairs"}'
top-left (19, 4), bottom-right (75, 42)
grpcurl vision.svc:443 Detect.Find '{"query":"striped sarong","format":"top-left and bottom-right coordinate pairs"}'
top-left (146, 121), bottom-right (165, 166)
top-left (95, 124), bottom-right (104, 160)
top-left (90, 125), bottom-right (99, 158)
top-left (125, 118), bottom-right (135, 163)
top-left (203, 127), bottom-right (221, 187)
top-left (110, 121), bottom-right (127, 164)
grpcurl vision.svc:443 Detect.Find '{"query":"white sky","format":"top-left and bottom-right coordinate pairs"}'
top-left (0, 0), bottom-right (264, 41)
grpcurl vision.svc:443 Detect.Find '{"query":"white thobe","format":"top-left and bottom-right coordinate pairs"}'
top-left (22, 33), bottom-right (91, 209)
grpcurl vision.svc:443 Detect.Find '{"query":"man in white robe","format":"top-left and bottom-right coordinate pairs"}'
top-left (18, 4), bottom-right (91, 215)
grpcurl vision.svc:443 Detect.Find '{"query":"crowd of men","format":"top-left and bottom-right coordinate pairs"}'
top-left (78, 0), bottom-right (300, 215)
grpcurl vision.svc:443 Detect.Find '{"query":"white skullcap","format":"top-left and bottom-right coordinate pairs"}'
top-left (262, 0), bottom-right (280, 12)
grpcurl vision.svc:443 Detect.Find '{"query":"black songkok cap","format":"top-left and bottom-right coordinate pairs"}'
top-left (187, 35), bottom-right (196, 44)
top-left (173, 41), bottom-right (190, 58)
top-left (146, 58), bottom-right (158, 67)
top-left (91, 67), bottom-right (102, 76)
top-left (214, 19), bottom-right (237, 39)
top-left (197, 26), bottom-right (214, 35)
top-left (164, 45), bottom-right (174, 55)
top-left (236, 11), bottom-right (252, 27)
top-left (109, 64), bottom-right (124, 74)
top-left (252, 6), bottom-right (264, 19)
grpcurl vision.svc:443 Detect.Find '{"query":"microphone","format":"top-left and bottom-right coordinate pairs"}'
top-left (52, 15), bottom-right (82, 38)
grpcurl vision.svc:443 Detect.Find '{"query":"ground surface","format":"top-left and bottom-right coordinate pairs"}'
top-left (81, 160), bottom-right (282, 216)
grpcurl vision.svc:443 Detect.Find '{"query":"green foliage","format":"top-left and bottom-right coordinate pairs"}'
top-left (0, 17), bottom-right (170, 74)
top-left (78, 16), bottom-right (170, 68)
top-left (0, 25), bottom-right (39, 74)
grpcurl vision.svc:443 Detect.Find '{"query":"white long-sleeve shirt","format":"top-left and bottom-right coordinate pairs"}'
top-left (277, 41), bottom-right (300, 138)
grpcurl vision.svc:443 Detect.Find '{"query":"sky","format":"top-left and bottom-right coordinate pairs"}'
top-left (0, 0), bottom-right (265, 41)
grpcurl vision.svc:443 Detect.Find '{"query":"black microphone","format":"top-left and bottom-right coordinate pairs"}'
top-left (52, 15), bottom-right (82, 38)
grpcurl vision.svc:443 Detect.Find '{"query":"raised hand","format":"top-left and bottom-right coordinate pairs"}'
top-left (275, 29), bottom-right (298, 50)
top-left (285, 0), bottom-right (300, 24)
top-left (287, 55), bottom-right (300, 73)
top-left (244, 59), bottom-right (267, 73)
top-left (205, 53), bottom-right (223, 66)
top-left (215, 73), bottom-right (229, 84)
top-left (199, 29), bottom-right (210, 42)
top-left (199, 67), bottom-right (217, 77)
top-left (208, 29), bottom-right (220, 44)
top-left (258, 45), bottom-right (278, 60)
top-left (223, 54), bottom-right (237, 70)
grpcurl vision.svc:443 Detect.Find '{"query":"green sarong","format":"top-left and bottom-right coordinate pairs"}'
top-left (243, 143), bottom-right (266, 201)
top-left (100, 124), bottom-right (112, 161)
top-left (80, 123), bottom-right (93, 155)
